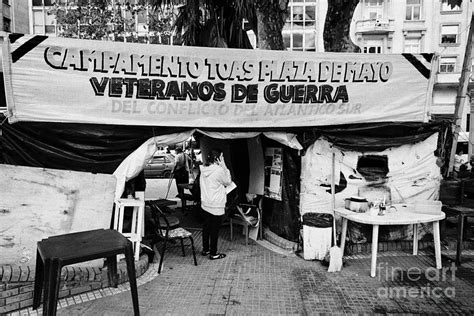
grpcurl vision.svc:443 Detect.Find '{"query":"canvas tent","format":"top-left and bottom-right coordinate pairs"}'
top-left (0, 33), bottom-right (442, 262)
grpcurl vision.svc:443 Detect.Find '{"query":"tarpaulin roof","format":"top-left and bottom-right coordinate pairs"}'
top-left (0, 113), bottom-right (303, 174)
top-left (300, 121), bottom-right (446, 152)
top-left (0, 112), bottom-right (445, 174)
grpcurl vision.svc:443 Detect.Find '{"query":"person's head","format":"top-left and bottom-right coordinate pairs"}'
top-left (206, 148), bottom-right (223, 166)
top-left (175, 147), bottom-right (183, 154)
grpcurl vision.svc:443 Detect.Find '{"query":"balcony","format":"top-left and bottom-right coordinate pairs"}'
top-left (354, 19), bottom-right (395, 35)
top-left (435, 72), bottom-right (474, 88)
top-left (403, 20), bottom-right (426, 31)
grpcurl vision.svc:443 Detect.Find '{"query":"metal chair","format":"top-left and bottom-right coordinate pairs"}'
top-left (229, 194), bottom-right (262, 245)
top-left (148, 202), bottom-right (197, 273)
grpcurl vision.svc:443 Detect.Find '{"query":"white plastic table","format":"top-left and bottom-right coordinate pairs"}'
top-left (335, 205), bottom-right (445, 277)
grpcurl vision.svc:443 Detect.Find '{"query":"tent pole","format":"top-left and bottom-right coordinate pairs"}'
top-left (331, 151), bottom-right (336, 211)
top-left (331, 151), bottom-right (336, 243)
top-left (447, 12), bottom-right (474, 177)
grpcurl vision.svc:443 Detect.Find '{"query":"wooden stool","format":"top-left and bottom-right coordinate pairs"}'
top-left (114, 194), bottom-right (145, 261)
top-left (33, 229), bottom-right (140, 316)
top-left (443, 205), bottom-right (474, 265)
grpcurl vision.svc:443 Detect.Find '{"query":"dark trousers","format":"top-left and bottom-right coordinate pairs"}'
top-left (202, 210), bottom-right (223, 256)
top-left (174, 168), bottom-right (188, 196)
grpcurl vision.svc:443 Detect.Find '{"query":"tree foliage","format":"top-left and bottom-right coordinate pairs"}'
top-left (150, 0), bottom-right (288, 49)
top-left (49, 0), bottom-right (176, 44)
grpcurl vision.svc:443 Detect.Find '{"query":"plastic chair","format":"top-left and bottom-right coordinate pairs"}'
top-left (229, 194), bottom-right (262, 245)
top-left (148, 202), bottom-right (197, 273)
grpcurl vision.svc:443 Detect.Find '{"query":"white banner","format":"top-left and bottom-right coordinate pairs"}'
top-left (2, 35), bottom-right (434, 127)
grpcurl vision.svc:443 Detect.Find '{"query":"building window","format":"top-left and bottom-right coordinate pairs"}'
top-left (33, 9), bottom-right (45, 34)
top-left (406, 0), bottom-right (421, 21)
top-left (3, 17), bottom-right (11, 33)
top-left (32, 0), bottom-right (53, 6)
top-left (283, 0), bottom-right (317, 51)
top-left (364, 0), bottom-right (384, 20)
top-left (440, 1), bottom-right (461, 12)
top-left (404, 38), bottom-right (421, 53)
top-left (439, 56), bottom-right (456, 73)
top-left (363, 39), bottom-right (383, 53)
top-left (441, 24), bottom-right (459, 44)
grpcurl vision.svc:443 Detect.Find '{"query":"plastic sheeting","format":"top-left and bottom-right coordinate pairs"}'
top-left (0, 113), bottom-right (302, 177)
top-left (301, 133), bottom-right (441, 244)
top-left (0, 118), bottom-right (162, 173)
top-left (300, 121), bottom-right (443, 152)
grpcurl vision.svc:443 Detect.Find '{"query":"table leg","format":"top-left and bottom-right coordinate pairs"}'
top-left (456, 214), bottom-right (464, 265)
top-left (340, 218), bottom-right (348, 254)
top-left (46, 259), bottom-right (61, 316)
top-left (433, 220), bottom-right (442, 269)
top-left (42, 257), bottom-right (52, 315)
top-left (33, 249), bottom-right (44, 309)
top-left (370, 225), bottom-right (379, 278)
top-left (106, 255), bottom-right (118, 287)
top-left (413, 224), bottom-right (418, 255)
top-left (124, 242), bottom-right (140, 316)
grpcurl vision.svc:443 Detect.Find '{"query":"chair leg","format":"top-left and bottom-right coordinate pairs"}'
top-left (456, 214), bottom-right (465, 265)
top-left (106, 255), bottom-right (118, 288)
top-left (245, 224), bottom-right (249, 245)
top-left (124, 242), bottom-right (140, 316)
top-left (33, 249), bottom-right (44, 310)
top-left (158, 239), bottom-right (167, 274)
top-left (180, 239), bottom-right (186, 256)
top-left (230, 218), bottom-right (233, 241)
top-left (189, 236), bottom-right (198, 266)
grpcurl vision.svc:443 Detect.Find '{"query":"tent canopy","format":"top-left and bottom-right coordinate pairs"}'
top-left (112, 129), bottom-right (303, 198)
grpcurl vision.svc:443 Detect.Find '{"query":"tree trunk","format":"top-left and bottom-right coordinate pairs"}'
top-left (255, 0), bottom-right (288, 50)
top-left (323, 0), bottom-right (360, 52)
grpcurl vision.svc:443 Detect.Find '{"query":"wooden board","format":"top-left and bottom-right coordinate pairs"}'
top-left (0, 164), bottom-right (116, 265)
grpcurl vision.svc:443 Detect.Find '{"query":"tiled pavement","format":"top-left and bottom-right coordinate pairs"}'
top-left (13, 226), bottom-right (474, 316)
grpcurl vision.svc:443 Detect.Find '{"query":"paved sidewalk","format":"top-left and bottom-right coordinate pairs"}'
top-left (18, 226), bottom-right (465, 315)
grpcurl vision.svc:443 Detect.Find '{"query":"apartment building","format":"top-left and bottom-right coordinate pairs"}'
top-left (350, 0), bottom-right (473, 139)
top-left (0, 0), bottom-right (29, 34)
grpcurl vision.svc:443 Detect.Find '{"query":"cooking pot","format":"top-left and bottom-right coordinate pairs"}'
top-left (345, 196), bottom-right (369, 213)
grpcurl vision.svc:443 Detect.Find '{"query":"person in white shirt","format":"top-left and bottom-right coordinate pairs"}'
top-left (199, 149), bottom-right (232, 260)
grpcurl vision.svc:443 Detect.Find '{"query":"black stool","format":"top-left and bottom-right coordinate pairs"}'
top-left (33, 229), bottom-right (140, 316)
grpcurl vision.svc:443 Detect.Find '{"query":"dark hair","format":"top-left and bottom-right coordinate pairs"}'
top-left (175, 147), bottom-right (183, 153)
top-left (205, 148), bottom-right (223, 166)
